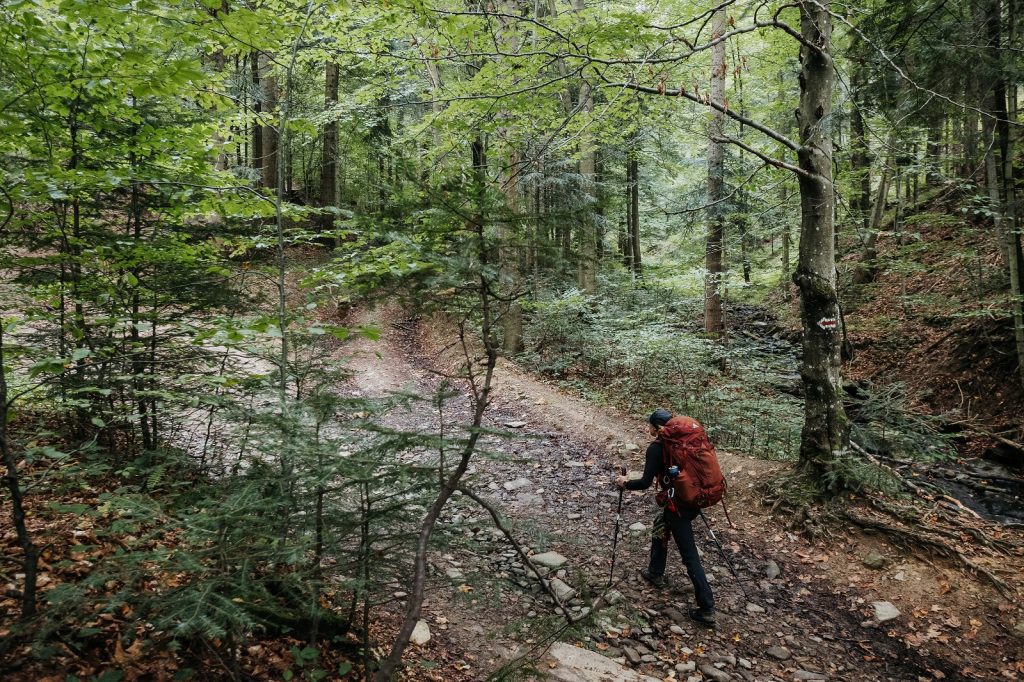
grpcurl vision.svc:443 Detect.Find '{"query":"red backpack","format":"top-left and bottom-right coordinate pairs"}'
top-left (657, 416), bottom-right (727, 510)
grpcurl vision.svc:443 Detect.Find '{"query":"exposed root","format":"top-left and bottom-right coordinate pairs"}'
top-left (844, 507), bottom-right (1016, 599)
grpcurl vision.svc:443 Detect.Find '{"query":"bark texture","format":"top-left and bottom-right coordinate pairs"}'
top-left (704, 9), bottom-right (727, 336)
top-left (792, 0), bottom-right (849, 484)
top-left (320, 61), bottom-right (339, 231)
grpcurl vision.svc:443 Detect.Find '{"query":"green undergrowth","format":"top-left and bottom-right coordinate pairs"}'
top-left (516, 273), bottom-right (804, 461)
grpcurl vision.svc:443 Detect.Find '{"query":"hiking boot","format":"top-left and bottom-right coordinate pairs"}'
top-left (639, 569), bottom-right (664, 588)
top-left (688, 608), bottom-right (716, 627)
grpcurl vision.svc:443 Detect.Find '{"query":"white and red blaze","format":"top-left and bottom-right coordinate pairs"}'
top-left (817, 316), bottom-right (838, 331)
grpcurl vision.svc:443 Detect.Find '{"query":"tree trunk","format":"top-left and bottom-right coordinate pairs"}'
top-left (572, 0), bottom-right (597, 294)
top-left (792, 0), bottom-right (849, 485)
top-left (850, 58), bottom-right (871, 232)
top-left (0, 324), bottom-right (39, 619)
top-left (252, 52), bottom-right (263, 179)
top-left (704, 8), bottom-right (727, 336)
top-left (629, 141), bottom-right (642, 277)
top-left (852, 154), bottom-right (892, 285)
top-left (261, 56), bottom-right (278, 190)
top-left (320, 61), bottom-right (339, 232)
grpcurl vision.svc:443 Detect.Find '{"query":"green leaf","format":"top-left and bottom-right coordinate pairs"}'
top-left (337, 662), bottom-right (353, 676)
top-left (282, 670), bottom-right (293, 681)
top-left (358, 326), bottom-right (380, 341)
top-left (91, 416), bottom-right (106, 428)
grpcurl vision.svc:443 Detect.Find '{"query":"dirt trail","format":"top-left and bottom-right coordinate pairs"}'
top-left (338, 306), bottom-right (1022, 682)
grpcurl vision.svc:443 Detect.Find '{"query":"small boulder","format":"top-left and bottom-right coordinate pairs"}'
top-left (871, 601), bottom-right (901, 622)
top-left (504, 420), bottom-right (527, 428)
top-left (503, 477), bottom-right (531, 491)
top-left (410, 620), bottom-right (431, 646)
top-left (766, 646), bottom-right (791, 661)
top-left (793, 671), bottom-right (826, 681)
top-left (675, 661), bottom-right (696, 673)
top-left (765, 560), bottom-right (781, 579)
top-left (549, 577), bottom-right (576, 601)
top-left (862, 552), bottom-right (886, 569)
top-left (629, 522), bottom-right (647, 532)
top-left (745, 603), bottom-right (766, 614)
top-left (699, 663), bottom-right (733, 681)
top-left (532, 551), bottom-right (568, 569)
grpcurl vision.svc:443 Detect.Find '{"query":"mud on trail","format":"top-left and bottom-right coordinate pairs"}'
top-left (339, 305), bottom-right (1024, 682)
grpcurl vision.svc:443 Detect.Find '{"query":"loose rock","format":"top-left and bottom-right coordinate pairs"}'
top-left (766, 646), bottom-right (791, 661)
top-left (862, 552), bottom-right (886, 569)
top-left (871, 601), bottom-right (901, 622)
top-left (793, 671), bottom-right (826, 681)
top-left (765, 560), bottom-right (781, 579)
top-left (504, 477), bottom-right (531, 491)
top-left (531, 551), bottom-right (568, 568)
top-left (549, 577), bottom-right (576, 601)
top-left (410, 620), bottom-right (431, 646)
top-left (700, 663), bottom-right (733, 681)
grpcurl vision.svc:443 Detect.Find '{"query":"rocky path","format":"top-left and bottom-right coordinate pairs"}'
top-left (337, 307), bottom-right (1021, 682)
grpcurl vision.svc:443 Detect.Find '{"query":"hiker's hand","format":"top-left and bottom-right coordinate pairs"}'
top-left (615, 475), bottom-right (628, 489)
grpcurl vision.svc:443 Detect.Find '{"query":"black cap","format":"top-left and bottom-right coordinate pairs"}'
top-left (648, 409), bottom-right (672, 428)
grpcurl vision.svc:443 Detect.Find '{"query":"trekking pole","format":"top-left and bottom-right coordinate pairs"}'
top-left (608, 466), bottom-right (626, 588)
top-left (699, 510), bottom-right (748, 599)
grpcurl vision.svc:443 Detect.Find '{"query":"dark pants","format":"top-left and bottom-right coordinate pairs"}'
top-left (648, 507), bottom-right (715, 611)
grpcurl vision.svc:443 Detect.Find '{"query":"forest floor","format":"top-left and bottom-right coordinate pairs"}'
top-left (335, 303), bottom-right (1024, 682)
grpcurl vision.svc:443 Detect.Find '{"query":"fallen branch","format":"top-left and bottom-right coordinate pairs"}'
top-left (458, 484), bottom-right (588, 625)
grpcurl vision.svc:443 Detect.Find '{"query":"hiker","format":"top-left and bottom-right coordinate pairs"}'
top-left (615, 408), bottom-right (716, 626)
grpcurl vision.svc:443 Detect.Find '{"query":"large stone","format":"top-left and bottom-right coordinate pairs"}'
top-left (503, 477), bottom-right (531, 491)
top-left (445, 567), bottom-right (464, 581)
top-left (516, 493), bottom-right (544, 507)
top-left (623, 646), bottom-right (642, 665)
top-left (700, 664), bottom-right (733, 682)
top-left (532, 551), bottom-right (568, 569)
top-left (410, 620), bottom-right (430, 646)
top-left (766, 646), bottom-right (791, 661)
top-left (545, 643), bottom-right (660, 682)
top-left (793, 671), bottom-right (827, 681)
top-left (549, 577), bottom-right (576, 602)
top-left (871, 601), bottom-right (901, 622)
top-left (504, 420), bottom-right (528, 428)
top-left (675, 661), bottom-right (696, 673)
top-left (629, 522), bottom-right (647, 532)
top-left (765, 560), bottom-right (781, 579)
top-left (862, 552), bottom-right (887, 569)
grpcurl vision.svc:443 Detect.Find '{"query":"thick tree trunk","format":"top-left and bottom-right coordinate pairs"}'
top-left (704, 9), bottom-right (727, 336)
top-left (320, 61), bottom-right (339, 232)
top-left (793, 0), bottom-right (849, 485)
top-left (572, 0), bottom-right (597, 294)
